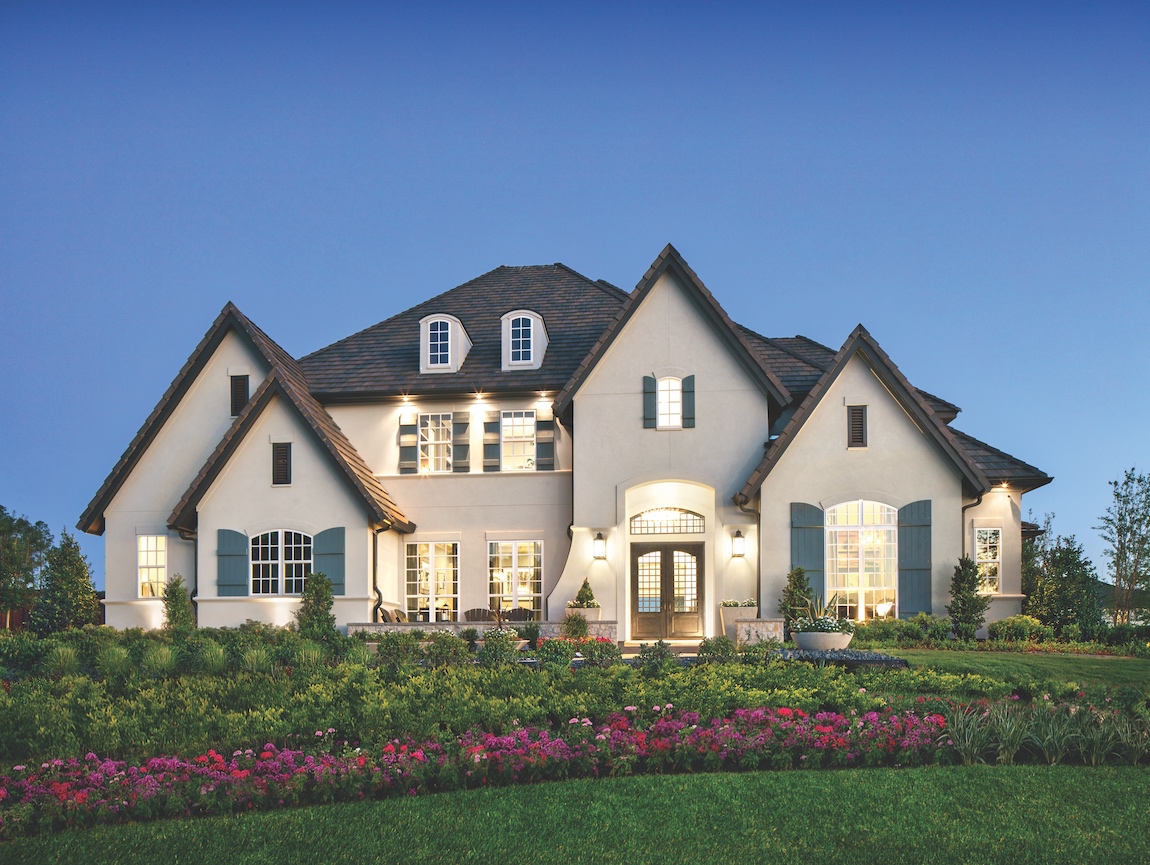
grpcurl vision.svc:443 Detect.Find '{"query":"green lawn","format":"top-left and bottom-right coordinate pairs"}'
top-left (886, 649), bottom-right (1150, 690)
top-left (4, 766), bottom-right (1149, 864)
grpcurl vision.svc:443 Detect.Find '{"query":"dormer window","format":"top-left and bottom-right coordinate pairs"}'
top-left (428, 320), bottom-right (450, 367)
top-left (419, 314), bottom-right (472, 374)
top-left (501, 310), bottom-right (547, 371)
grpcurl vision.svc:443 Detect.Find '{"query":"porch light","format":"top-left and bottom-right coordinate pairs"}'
top-left (593, 532), bottom-right (606, 560)
top-left (731, 530), bottom-right (746, 557)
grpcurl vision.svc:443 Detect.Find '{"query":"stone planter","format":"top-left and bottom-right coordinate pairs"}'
top-left (566, 606), bottom-right (601, 621)
top-left (719, 605), bottom-right (755, 640)
top-left (792, 631), bottom-right (853, 651)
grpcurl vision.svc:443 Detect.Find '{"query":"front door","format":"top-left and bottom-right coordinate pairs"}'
top-left (630, 542), bottom-right (704, 640)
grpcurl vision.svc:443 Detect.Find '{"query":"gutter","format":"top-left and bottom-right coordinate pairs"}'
top-left (371, 524), bottom-right (391, 623)
top-left (959, 491), bottom-right (985, 559)
top-left (177, 529), bottom-right (198, 625)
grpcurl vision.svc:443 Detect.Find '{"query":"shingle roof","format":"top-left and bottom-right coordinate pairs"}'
top-left (949, 428), bottom-right (1053, 492)
top-left (300, 265), bottom-right (629, 399)
top-left (169, 363), bottom-right (413, 533)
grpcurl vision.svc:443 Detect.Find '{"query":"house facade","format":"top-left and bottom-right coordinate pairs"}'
top-left (79, 245), bottom-right (1051, 638)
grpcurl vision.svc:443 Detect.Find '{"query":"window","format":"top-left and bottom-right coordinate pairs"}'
top-left (419, 413), bottom-right (452, 472)
top-left (489, 541), bottom-right (542, 616)
top-left (510, 316), bottom-right (532, 363)
top-left (428, 319), bottom-right (450, 367)
top-left (847, 405), bottom-right (867, 448)
top-left (272, 443), bottom-right (291, 485)
top-left (405, 542), bottom-right (458, 622)
top-left (657, 377), bottom-right (682, 428)
top-left (138, 535), bottom-right (167, 598)
top-left (976, 528), bottom-right (1002, 594)
top-left (501, 410), bottom-right (536, 470)
top-left (630, 508), bottom-right (705, 535)
top-left (250, 531), bottom-right (312, 595)
top-left (825, 500), bottom-right (897, 621)
top-left (230, 375), bottom-right (249, 417)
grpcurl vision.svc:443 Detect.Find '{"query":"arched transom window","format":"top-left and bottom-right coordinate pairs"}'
top-left (825, 501), bottom-right (897, 622)
top-left (630, 508), bottom-right (705, 535)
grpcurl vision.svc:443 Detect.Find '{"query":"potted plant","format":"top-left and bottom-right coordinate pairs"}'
top-left (790, 594), bottom-right (855, 650)
top-left (566, 578), bottom-right (601, 621)
top-left (718, 598), bottom-right (756, 639)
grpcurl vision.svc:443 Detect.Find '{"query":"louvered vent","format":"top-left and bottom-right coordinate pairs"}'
top-left (272, 442), bottom-right (292, 485)
top-left (847, 405), bottom-right (867, 448)
top-left (230, 375), bottom-right (249, 417)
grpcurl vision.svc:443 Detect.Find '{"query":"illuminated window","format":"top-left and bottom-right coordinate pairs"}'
top-left (825, 501), bottom-right (897, 621)
top-left (976, 528), bottom-right (1001, 594)
top-left (419, 413), bottom-right (452, 473)
top-left (501, 410), bottom-right (536, 470)
top-left (138, 535), bottom-right (167, 598)
top-left (250, 531), bottom-right (312, 595)
top-left (657, 378), bottom-right (682, 428)
top-left (405, 542), bottom-right (459, 622)
top-left (630, 508), bottom-right (705, 535)
top-left (488, 541), bottom-right (542, 617)
top-left (428, 319), bottom-right (450, 367)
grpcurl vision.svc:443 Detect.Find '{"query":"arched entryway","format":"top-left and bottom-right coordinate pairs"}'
top-left (628, 507), bottom-right (705, 639)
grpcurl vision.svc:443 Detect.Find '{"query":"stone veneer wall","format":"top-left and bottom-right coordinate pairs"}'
top-left (735, 619), bottom-right (785, 647)
top-left (349, 621), bottom-right (620, 642)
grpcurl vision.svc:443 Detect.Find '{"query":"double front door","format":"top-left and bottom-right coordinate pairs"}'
top-left (630, 542), bottom-right (704, 640)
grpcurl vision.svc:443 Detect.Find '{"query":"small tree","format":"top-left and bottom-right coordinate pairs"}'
top-left (777, 566), bottom-right (811, 637)
top-left (295, 572), bottom-right (337, 641)
top-left (1028, 534), bottom-right (1103, 637)
top-left (0, 506), bottom-right (53, 630)
top-left (1097, 468), bottom-right (1150, 625)
top-left (947, 556), bottom-right (991, 641)
top-left (162, 574), bottom-right (195, 633)
top-left (569, 578), bottom-right (599, 608)
top-left (28, 531), bottom-right (100, 636)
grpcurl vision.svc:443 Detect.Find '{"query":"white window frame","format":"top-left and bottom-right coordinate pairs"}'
top-left (824, 500), bottom-right (898, 622)
top-left (250, 530), bottom-right (313, 596)
top-left (975, 528), bottom-right (1002, 594)
top-left (405, 542), bottom-right (459, 622)
top-left (500, 410), bottom-right (536, 471)
top-left (428, 319), bottom-right (451, 368)
top-left (488, 541), bottom-right (543, 616)
top-left (657, 377), bottom-right (682, 429)
top-left (510, 316), bottom-right (532, 364)
top-left (500, 310), bottom-right (547, 371)
top-left (137, 534), bottom-right (167, 598)
top-left (418, 413), bottom-right (453, 473)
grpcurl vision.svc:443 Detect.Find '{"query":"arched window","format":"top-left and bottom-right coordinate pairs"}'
top-left (510, 316), bottom-right (532, 363)
top-left (250, 531), bottom-right (312, 595)
top-left (428, 319), bottom-right (450, 367)
top-left (630, 508), bottom-right (705, 535)
top-left (825, 501), bottom-right (897, 621)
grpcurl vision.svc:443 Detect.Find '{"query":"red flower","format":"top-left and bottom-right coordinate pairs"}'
top-left (777, 707), bottom-right (793, 717)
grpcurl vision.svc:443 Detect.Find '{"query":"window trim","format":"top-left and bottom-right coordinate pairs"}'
top-left (656, 377), bottom-right (683, 429)
top-left (975, 527), bottom-right (1002, 595)
top-left (500, 310), bottom-right (547, 371)
top-left (824, 499), bottom-right (898, 622)
top-left (418, 412), bottom-right (453, 473)
top-left (509, 316), bottom-right (533, 365)
top-left (500, 409), bottom-right (537, 471)
top-left (137, 534), bottom-right (167, 599)
top-left (427, 318), bottom-right (451, 368)
top-left (250, 530), bottom-right (313, 596)
top-left (488, 540), bottom-right (543, 616)
top-left (405, 541), bottom-right (460, 622)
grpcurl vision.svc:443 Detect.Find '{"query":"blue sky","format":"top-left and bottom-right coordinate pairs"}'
top-left (2, 2), bottom-right (1147, 589)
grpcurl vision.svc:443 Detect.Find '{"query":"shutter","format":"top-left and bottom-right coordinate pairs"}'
top-left (452, 411), bottom-right (470, 473)
top-left (314, 527), bottom-right (346, 596)
top-left (217, 529), bottom-right (250, 597)
top-left (398, 415), bottom-right (418, 474)
top-left (536, 405), bottom-right (555, 470)
top-left (643, 376), bottom-right (657, 428)
top-left (848, 405), bottom-right (867, 448)
top-left (483, 411), bottom-right (501, 472)
top-left (790, 503), bottom-right (825, 602)
top-left (898, 500), bottom-right (932, 617)
top-left (682, 375), bottom-right (695, 428)
top-left (272, 443), bottom-right (292, 485)
top-left (230, 375), bottom-right (249, 417)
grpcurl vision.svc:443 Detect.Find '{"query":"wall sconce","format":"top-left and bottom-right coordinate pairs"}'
top-left (593, 532), bottom-right (606, 560)
top-left (732, 530), bottom-right (745, 557)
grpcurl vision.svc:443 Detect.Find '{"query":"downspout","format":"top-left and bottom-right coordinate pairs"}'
top-left (371, 524), bottom-right (391, 623)
top-left (177, 529), bottom-right (198, 625)
top-left (960, 491), bottom-right (985, 559)
top-left (733, 493), bottom-right (761, 617)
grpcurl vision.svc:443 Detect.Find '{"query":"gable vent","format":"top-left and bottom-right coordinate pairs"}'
top-left (272, 442), bottom-right (292, 485)
top-left (847, 405), bottom-right (867, 448)
top-left (230, 375), bottom-right (250, 417)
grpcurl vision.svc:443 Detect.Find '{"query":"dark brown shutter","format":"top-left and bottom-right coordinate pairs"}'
top-left (272, 442), bottom-right (292, 485)
top-left (847, 405), bottom-right (867, 448)
top-left (230, 375), bottom-right (250, 417)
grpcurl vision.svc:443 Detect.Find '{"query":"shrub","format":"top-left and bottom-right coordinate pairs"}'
top-left (41, 643), bottom-right (80, 677)
top-left (95, 645), bottom-right (131, 680)
top-left (947, 556), bottom-right (991, 641)
top-left (988, 615), bottom-right (1054, 642)
top-left (777, 566), bottom-right (810, 635)
top-left (377, 632), bottom-right (422, 670)
top-left (459, 628), bottom-right (480, 650)
top-left (142, 644), bottom-right (177, 678)
top-left (293, 641), bottom-right (327, 668)
top-left (478, 631), bottom-right (517, 668)
top-left (343, 642), bottom-right (372, 667)
top-left (580, 638), bottom-right (622, 669)
top-left (739, 640), bottom-right (778, 664)
top-left (162, 574), bottom-right (195, 633)
top-left (196, 639), bottom-right (228, 675)
top-left (240, 646), bottom-right (274, 675)
top-left (423, 632), bottom-right (470, 668)
top-left (568, 578), bottom-right (600, 608)
top-left (517, 622), bottom-right (541, 649)
top-left (696, 635), bottom-right (737, 665)
top-left (562, 612), bottom-right (589, 639)
top-left (536, 638), bottom-right (578, 668)
top-left (637, 640), bottom-right (677, 675)
top-left (295, 573), bottom-right (337, 642)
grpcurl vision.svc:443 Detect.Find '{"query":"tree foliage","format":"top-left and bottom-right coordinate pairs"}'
top-left (1097, 467), bottom-right (1150, 625)
top-left (28, 531), bottom-right (100, 636)
top-left (162, 574), bottom-right (196, 633)
top-left (294, 572), bottom-right (336, 642)
top-left (777, 566), bottom-right (811, 636)
top-left (0, 506), bottom-right (53, 630)
top-left (947, 556), bottom-right (992, 641)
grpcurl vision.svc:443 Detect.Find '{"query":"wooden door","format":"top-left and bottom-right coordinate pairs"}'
top-left (630, 542), bottom-right (704, 640)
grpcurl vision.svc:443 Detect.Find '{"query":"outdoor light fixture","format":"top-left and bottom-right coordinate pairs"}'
top-left (732, 530), bottom-right (746, 557)
top-left (593, 532), bottom-right (606, 560)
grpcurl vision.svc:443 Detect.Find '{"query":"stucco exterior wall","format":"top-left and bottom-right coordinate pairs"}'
top-left (103, 330), bottom-right (271, 629)
top-left (758, 354), bottom-right (965, 620)
top-left (965, 488), bottom-right (1025, 622)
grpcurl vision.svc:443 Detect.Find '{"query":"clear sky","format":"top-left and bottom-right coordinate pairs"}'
top-left (2, 2), bottom-right (1147, 590)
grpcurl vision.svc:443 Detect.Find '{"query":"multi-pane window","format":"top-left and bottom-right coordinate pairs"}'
top-left (250, 531), bottom-right (312, 595)
top-left (976, 528), bottom-right (1002, 594)
top-left (138, 535), bottom-right (167, 598)
top-left (488, 541), bottom-right (542, 617)
top-left (510, 316), bottom-right (532, 363)
top-left (630, 508), bottom-right (705, 535)
top-left (657, 378), bottom-right (682, 428)
top-left (419, 413), bottom-right (452, 472)
top-left (405, 542), bottom-right (459, 622)
top-left (501, 410), bottom-right (536, 470)
top-left (428, 319), bottom-right (450, 367)
top-left (825, 501), bottom-right (898, 621)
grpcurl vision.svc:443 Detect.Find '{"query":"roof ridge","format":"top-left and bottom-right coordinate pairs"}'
top-left (736, 323), bottom-right (831, 373)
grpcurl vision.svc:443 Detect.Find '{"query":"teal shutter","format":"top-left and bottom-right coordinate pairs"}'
top-left (898, 500), bottom-right (932, 617)
top-left (682, 375), bottom-right (695, 428)
top-left (643, 376), bottom-right (657, 428)
top-left (791, 503), bottom-right (825, 602)
top-left (452, 411), bottom-right (470, 473)
top-left (398, 418), bottom-right (418, 474)
top-left (314, 527), bottom-right (346, 596)
top-left (217, 529), bottom-right (249, 597)
top-left (483, 411), bottom-right (501, 472)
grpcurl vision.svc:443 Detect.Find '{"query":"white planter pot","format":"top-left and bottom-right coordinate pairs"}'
top-left (719, 606), bottom-right (754, 639)
top-left (792, 631), bottom-right (853, 651)
top-left (566, 607), bottom-right (601, 621)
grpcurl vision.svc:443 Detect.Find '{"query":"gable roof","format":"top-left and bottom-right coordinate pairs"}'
top-left (738, 324), bottom-right (991, 502)
top-left (553, 244), bottom-right (792, 417)
top-left (300, 264), bottom-right (629, 400)
top-left (949, 428), bottom-right (1053, 493)
top-left (78, 302), bottom-right (297, 535)
top-left (168, 363), bottom-right (413, 534)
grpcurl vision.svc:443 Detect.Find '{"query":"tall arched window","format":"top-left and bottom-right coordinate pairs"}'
top-left (825, 501), bottom-right (897, 621)
top-left (250, 531), bottom-right (312, 595)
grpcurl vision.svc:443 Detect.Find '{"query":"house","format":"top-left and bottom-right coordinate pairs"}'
top-left (78, 245), bottom-right (1051, 638)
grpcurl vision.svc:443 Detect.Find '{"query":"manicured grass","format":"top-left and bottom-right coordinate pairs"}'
top-left (887, 649), bottom-right (1150, 691)
top-left (4, 766), bottom-right (1150, 864)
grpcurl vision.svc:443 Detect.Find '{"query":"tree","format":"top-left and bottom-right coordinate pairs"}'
top-left (1097, 468), bottom-right (1150, 625)
top-left (294, 572), bottom-right (336, 641)
top-left (777, 566), bottom-right (811, 636)
top-left (162, 574), bottom-right (195, 633)
top-left (0, 506), bottom-right (53, 630)
top-left (947, 556), bottom-right (991, 641)
top-left (28, 531), bottom-right (100, 636)
top-left (1028, 535), bottom-right (1102, 637)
